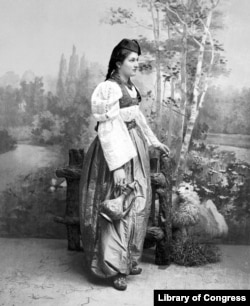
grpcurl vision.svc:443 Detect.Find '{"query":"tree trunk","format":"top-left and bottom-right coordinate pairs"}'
top-left (198, 21), bottom-right (215, 110)
top-left (175, 23), bottom-right (187, 181)
top-left (176, 11), bottom-right (212, 185)
top-left (150, 0), bottom-right (162, 135)
top-left (167, 77), bottom-right (175, 147)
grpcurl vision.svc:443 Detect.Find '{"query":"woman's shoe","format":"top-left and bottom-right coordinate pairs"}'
top-left (112, 273), bottom-right (127, 290)
top-left (130, 266), bottom-right (142, 275)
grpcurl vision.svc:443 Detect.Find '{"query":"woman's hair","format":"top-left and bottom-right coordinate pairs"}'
top-left (105, 48), bottom-right (133, 81)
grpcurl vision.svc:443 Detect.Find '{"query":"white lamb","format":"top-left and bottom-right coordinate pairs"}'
top-left (172, 182), bottom-right (228, 240)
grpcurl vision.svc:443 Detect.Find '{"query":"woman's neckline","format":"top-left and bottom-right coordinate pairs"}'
top-left (109, 71), bottom-right (134, 90)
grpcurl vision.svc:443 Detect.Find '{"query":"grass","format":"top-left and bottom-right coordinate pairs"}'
top-left (171, 237), bottom-right (221, 266)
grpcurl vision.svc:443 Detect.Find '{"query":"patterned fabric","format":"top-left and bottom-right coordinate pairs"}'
top-left (79, 76), bottom-right (159, 280)
top-left (91, 80), bottom-right (122, 122)
top-left (79, 125), bottom-right (151, 279)
top-left (90, 76), bottom-right (161, 171)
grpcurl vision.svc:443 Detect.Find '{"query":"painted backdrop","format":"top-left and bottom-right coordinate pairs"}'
top-left (0, 0), bottom-right (249, 244)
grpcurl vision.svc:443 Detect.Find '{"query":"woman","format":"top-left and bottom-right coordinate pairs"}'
top-left (79, 38), bottom-right (170, 291)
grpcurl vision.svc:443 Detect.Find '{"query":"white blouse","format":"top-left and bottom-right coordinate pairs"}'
top-left (91, 80), bottom-right (161, 171)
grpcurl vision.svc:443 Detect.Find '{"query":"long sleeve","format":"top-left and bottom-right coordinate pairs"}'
top-left (91, 81), bottom-right (137, 171)
top-left (136, 109), bottom-right (162, 148)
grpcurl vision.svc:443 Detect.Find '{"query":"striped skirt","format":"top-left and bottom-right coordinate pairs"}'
top-left (79, 122), bottom-right (152, 278)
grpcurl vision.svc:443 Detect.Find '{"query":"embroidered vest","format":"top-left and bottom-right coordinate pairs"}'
top-left (94, 73), bottom-right (141, 131)
top-left (108, 72), bottom-right (141, 108)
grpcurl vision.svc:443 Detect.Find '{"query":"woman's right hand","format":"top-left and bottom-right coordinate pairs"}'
top-left (156, 142), bottom-right (170, 157)
top-left (113, 167), bottom-right (127, 187)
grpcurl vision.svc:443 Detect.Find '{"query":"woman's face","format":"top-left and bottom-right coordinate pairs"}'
top-left (118, 51), bottom-right (139, 78)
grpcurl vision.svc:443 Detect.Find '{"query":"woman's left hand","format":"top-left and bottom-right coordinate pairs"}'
top-left (156, 143), bottom-right (170, 157)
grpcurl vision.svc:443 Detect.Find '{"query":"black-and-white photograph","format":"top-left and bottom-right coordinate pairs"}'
top-left (0, 0), bottom-right (249, 305)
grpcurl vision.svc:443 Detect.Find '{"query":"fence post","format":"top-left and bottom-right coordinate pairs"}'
top-left (54, 149), bottom-right (84, 251)
top-left (150, 155), bottom-right (173, 265)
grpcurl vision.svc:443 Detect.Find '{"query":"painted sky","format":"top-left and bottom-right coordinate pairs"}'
top-left (0, 0), bottom-right (249, 89)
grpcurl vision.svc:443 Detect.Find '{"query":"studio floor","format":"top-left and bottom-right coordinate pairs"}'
top-left (0, 238), bottom-right (249, 306)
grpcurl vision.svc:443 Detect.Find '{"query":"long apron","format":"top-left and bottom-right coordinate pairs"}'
top-left (79, 99), bottom-right (152, 279)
